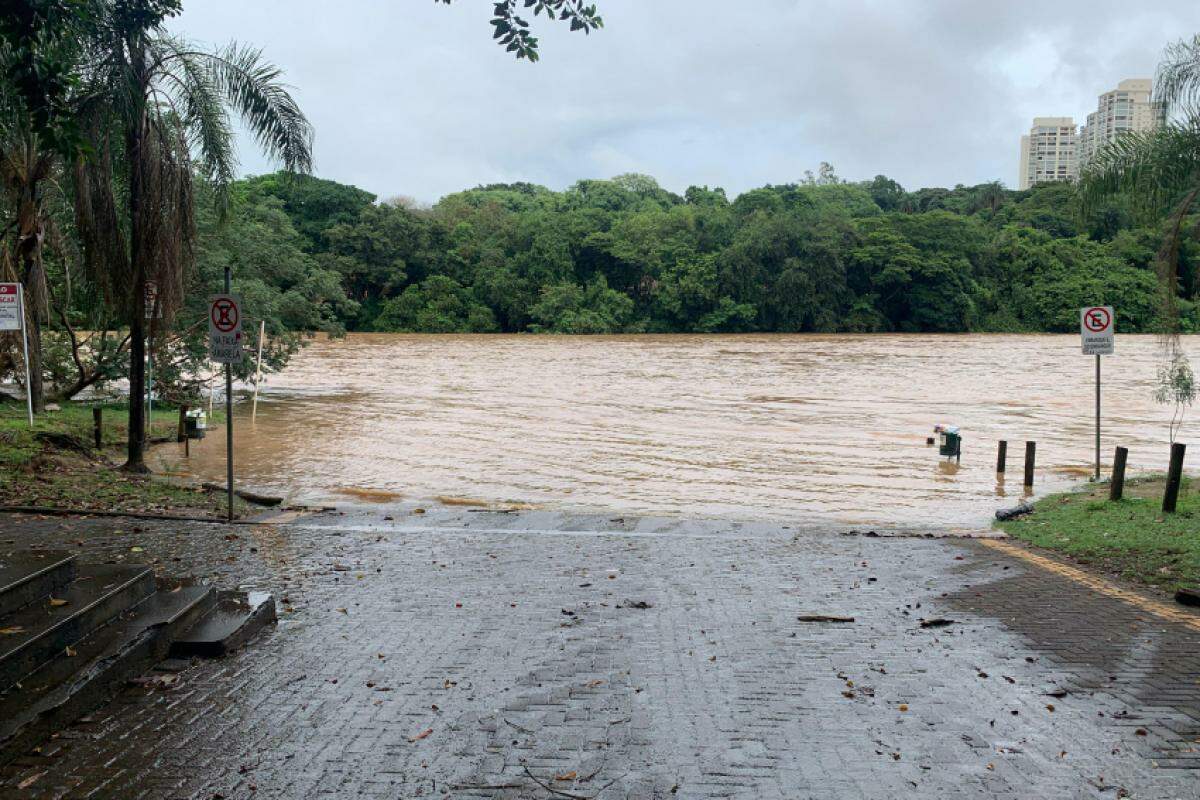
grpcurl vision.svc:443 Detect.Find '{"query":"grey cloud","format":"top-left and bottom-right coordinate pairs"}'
top-left (170, 0), bottom-right (1200, 202)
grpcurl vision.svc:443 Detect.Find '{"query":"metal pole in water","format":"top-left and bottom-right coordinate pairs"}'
top-left (224, 266), bottom-right (234, 523)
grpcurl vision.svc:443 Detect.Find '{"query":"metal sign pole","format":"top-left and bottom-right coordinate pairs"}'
top-left (18, 285), bottom-right (32, 426)
top-left (224, 266), bottom-right (234, 522)
top-left (1095, 353), bottom-right (1101, 482)
top-left (146, 332), bottom-right (152, 442)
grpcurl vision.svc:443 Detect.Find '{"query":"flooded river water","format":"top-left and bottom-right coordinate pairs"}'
top-left (156, 333), bottom-right (1197, 529)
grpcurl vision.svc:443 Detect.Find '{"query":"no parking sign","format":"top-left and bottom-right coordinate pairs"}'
top-left (1080, 306), bottom-right (1114, 355)
top-left (208, 294), bottom-right (243, 363)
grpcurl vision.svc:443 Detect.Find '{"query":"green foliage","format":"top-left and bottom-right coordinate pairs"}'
top-left (999, 476), bottom-right (1199, 591)
top-left (435, 0), bottom-right (603, 61)
top-left (212, 168), bottom-right (1197, 339)
top-left (374, 275), bottom-right (498, 333)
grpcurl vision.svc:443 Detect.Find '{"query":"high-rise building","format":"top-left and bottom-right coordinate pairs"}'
top-left (1018, 117), bottom-right (1079, 190)
top-left (1077, 79), bottom-right (1164, 168)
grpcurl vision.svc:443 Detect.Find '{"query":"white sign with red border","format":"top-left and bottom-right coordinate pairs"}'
top-left (208, 294), bottom-right (243, 363)
top-left (1080, 306), bottom-right (1114, 355)
top-left (0, 283), bottom-right (21, 332)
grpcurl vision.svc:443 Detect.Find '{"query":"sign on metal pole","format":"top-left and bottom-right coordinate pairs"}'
top-left (1, 283), bottom-right (33, 425)
top-left (1081, 306), bottom-right (1115, 482)
top-left (0, 283), bottom-right (21, 331)
top-left (144, 280), bottom-right (161, 320)
top-left (1081, 306), bottom-right (1114, 355)
top-left (208, 294), bottom-right (244, 364)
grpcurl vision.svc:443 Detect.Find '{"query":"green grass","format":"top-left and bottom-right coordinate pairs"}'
top-left (998, 474), bottom-right (1200, 591)
top-left (0, 400), bottom-right (244, 518)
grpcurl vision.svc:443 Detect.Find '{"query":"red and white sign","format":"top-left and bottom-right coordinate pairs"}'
top-left (208, 294), bottom-right (243, 363)
top-left (1081, 306), bottom-right (1114, 355)
top-left (0, 283), bottom-right (21, 332)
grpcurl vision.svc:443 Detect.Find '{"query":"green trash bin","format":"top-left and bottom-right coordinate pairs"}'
top-left (936, 425), bottom-right (961, 460)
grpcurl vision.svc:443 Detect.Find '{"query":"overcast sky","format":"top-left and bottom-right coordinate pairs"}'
top-left (169, 0), bottom-right (1200, 204)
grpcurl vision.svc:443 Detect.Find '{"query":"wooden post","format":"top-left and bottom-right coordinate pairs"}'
top-left (177, 404), bottom-right (188, 443)
top-left (1023, 441), bottom-right (1036, 487)
top-left (1109, 446), bottom-right (1128, 501)
top-left (92, 407), bottom-right (102, 449)
top-left (996, 440), bottom-right (1007, 473)
top-left (1163, 442), bottom-right (1187, 513)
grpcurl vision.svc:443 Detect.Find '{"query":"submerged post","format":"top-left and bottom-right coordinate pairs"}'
top-left (1109, 446), bottom-right (1128, 501)
top-left (1023, 441), bottom-right (1036, 487)
top-left (1163, 442), bottom-right (1187, 513)
top-left (996, 440), bottom-right (1007, 473)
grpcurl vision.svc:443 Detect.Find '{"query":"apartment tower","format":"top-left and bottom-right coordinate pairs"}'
top-left (1077, 79), bottom-right (1164, 168)
top-left (1018, 117), bottom-right (1079, 190)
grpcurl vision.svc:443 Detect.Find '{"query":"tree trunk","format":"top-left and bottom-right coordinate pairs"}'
top-left (124, 100), bottom-right (148, 473)
top-left (16, 173), bottom-right (45, 414)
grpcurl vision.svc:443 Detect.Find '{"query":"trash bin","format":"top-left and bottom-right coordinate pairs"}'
top-left (185, 409), bottom-right (207, 439)
top-left (935, 424), bottom-right (961, 460)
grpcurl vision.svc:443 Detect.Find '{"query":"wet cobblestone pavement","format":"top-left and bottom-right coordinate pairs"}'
top-left (1, 507), bottom-right (1199, 799)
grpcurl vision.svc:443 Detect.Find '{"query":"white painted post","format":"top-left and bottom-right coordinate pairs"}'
top-left (18, 285), bottom-right (32, 426)
top-left (252, 319), bottom-right (265, 420)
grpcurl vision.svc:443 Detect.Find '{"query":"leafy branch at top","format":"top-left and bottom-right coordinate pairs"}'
top-left (435, 0), bottom-right (603, 61)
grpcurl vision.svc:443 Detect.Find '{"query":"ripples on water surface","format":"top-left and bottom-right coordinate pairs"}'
top-left (160, 333), bottom-right (1198, 529)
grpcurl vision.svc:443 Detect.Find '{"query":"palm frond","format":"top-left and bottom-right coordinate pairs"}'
top-left (1156, 35), bottom-right (1200, 121)
top-left (202, 41), bottom-right (312, 175)
top-left (1078, 122), bottom-right (1200, 222)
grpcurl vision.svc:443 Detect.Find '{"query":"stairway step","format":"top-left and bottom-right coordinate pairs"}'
top-left (0, 583), bottom-right (215, 765)
top-left (171, 591), bottom-right (276, 657)
top-left (0, 564), bottom-right (155, 692)
top-left (0, 551), bottom-right (76, 619)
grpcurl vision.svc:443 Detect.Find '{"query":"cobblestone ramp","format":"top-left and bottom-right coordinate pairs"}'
top-left (0, 511), bottom-right (1198, 798)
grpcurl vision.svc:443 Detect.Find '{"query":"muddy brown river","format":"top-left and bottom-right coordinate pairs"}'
top-left (154, 333), bottom-right (1197, 529)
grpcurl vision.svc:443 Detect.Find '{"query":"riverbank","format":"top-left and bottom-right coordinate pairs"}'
top-left (0, 400), bottom-right (248, 519)
top-left (998, 473), bottom-right (1198, 592)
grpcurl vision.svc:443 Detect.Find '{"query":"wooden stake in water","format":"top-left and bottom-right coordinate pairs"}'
top-left (1024, 441), bottom-right (1036, 488)
top-left (252, 319), bottom-right (265, 420)
top-left (996, 440), bottom-right (1007, 473)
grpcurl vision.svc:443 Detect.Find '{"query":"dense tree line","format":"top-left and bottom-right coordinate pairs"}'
top-left (211, 168), bottom-right (1197, 338)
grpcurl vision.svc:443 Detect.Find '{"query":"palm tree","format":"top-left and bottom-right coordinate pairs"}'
top-left (1079, 35), bottom-right (1200, 439)
top-left (1079, 35), bottom-right (1200, 336)
top-left (72, 0), bottom-right (312, 472)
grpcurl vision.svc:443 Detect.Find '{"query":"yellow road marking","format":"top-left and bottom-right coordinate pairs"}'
top-left (978, 538), bottom-right (1200, 632)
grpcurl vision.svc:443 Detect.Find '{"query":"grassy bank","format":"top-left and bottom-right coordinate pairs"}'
top-left (998, 474), bottom-right (1199, 592)
top-left (0, 399), bottom-right (247, 518)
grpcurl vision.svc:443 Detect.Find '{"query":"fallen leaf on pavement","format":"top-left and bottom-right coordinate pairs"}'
top-left (919, 618), bottom-right (955, 628)
top-left (408, 728), bottom-right (432, 742)
top-left (17, 771), bottom-right (44, 790)
top-left (49, 598), bottom-right (68, 607)
top-left (1, 626), bottom-right (25, 635)
top-left (555, 771), bottom-right (577, 781)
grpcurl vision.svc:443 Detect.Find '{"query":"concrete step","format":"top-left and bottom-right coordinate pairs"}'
top-left (0, 564), bottom-right (155, 692)
top-left (171, 591), bottom-right (276, 657)
top-left (0, 551), bottom-right (76, 619)
top-left (0, 583), bottom-right (216, 765)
